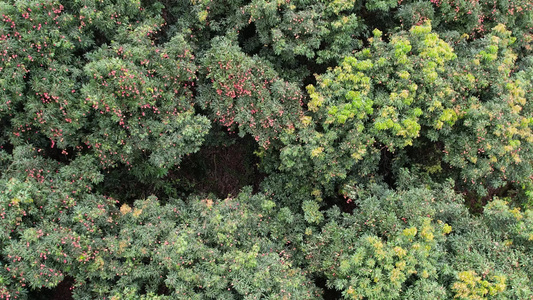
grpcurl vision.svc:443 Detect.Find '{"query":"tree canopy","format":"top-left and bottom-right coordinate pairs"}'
top-left (1, 0), bottom-right (532, 299)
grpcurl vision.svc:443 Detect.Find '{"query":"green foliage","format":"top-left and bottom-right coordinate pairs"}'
top-left (300, 22), bottom-right (532, 197)
top-left (0, 147), bottom-right (320, 298)
top-left (1, 0), bottom-right (532, 299)
top-left (310, 21), bottom-right (457, 148)
top-left (67, 189), bottom-right (322, 299)
top-left (1, 0), bottom-right (210, 182)
top-left (0, 146), bottom-right (115, 297)
top-left (303, 181), bottom-right (453, 299)
top-left (441, 24), bottom-right (533, 195)
top-left (79, 32), bottom-right (210, 170)
top-left (302, 173), bottom-right (533, 299)
top-left (266, 22), bottom-right (460, 197)
top-left (397, 0), bottom-right (533, 53)
top-left (198, 37), bottom-right (303, 148)
top-left (238, 0), bottom-right (368, 66)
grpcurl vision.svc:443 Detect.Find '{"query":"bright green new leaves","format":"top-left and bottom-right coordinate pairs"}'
top-left (313, 21), bottom-right (457, 150)
top-left (453, 270), bottom-right (506, 299)
top-left (270, 22), bottom-right (458, 195)
top-left (304, 22), bottom-right (532, 196)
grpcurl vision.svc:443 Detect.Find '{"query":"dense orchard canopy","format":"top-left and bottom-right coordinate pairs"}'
top-left (0, 0), bottom-right (532, 299)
